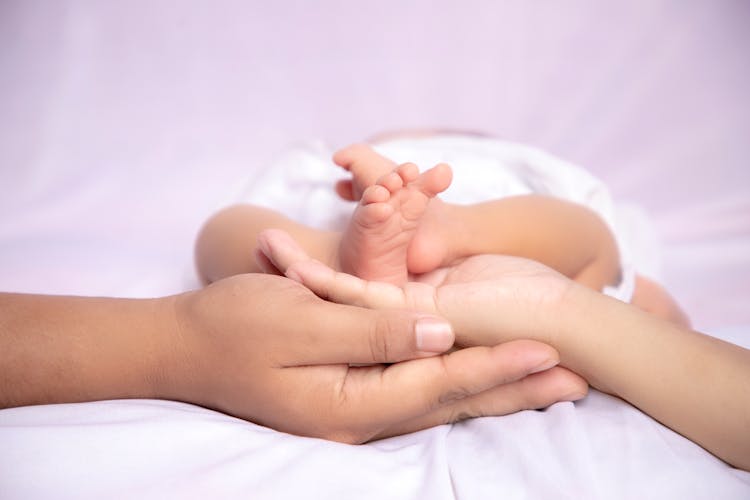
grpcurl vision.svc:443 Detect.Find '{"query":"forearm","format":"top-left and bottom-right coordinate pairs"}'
top-left (556, 286), bottom-right (750, 470)
top-left (0, 293), bottom-right (175, 409)
top-left (438, 274), bottom-right (749, 469)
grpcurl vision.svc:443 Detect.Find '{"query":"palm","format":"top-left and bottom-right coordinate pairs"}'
top-left (408, 255), bottom-right (570, 347)
top-left (415, 253), bottom-right (562, 285)
top-left (260, 228), bottom-right (572, 349)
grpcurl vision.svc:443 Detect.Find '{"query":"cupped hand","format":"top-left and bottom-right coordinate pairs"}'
top-left (163, 270), bottom-right (584, 443)
top-left (257, 229), bottom-right (575, 349)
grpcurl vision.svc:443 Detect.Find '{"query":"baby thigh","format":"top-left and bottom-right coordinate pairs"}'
top-left (195, 204), bottom-right (338, 283)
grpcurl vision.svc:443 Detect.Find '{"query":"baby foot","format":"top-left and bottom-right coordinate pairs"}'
top-left (406, 197), bottom-right (457, 275)
top-left (335, 143), bottom-right (461, 275)
top-left (338, 162), bottom-right (453, 285)
top-left (333, 144), bottom-right (398, 201)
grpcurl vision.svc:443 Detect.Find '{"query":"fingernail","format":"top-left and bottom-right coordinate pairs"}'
top-left (415, 317), bottom-right (454, 352)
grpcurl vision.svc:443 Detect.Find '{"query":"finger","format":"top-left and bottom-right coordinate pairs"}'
top-left (338, 340), bottom-right (561, 427)
top-left (280, 301), bottom-right (455, 365)
top-left (259, 228), bottom-right (422, 311)
top-left (371, 366), bottom-right (588, 440)
top-left (257, 229), bottom-right (315, 274)
top-left (259, 228), bottom-right (450, 365)
top-left (286, 259), bottom-right (410, 310)
top-left (254, 248), bottom-right (283, 276)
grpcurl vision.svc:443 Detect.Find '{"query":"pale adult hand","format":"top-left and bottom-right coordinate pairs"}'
top-left (256, 230), bottom-right (750, 471)
top-left (257, 228), bottom-right (575, 349)
top-left (166, 272), bottom-right (585, 443)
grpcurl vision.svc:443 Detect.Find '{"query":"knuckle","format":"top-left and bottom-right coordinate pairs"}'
top-left (368, 315), bottom-right (393, 362)
top-left (447, 409), bottom-right (473, 424)
top-left (317, 377), bottom-right (371, 444)
top-left (446, 400), bottom-right (484, 425)
top-left (437, 386), bottom-right (473, 405)
top-left (435, 356), bottom-right (473, 406)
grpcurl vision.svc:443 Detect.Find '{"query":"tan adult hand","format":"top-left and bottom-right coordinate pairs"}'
top-left (167, 270), bottom-right (584, 443)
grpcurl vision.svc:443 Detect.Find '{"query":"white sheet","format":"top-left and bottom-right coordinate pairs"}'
top-left (1, 1), bottom-right (749, 498)
top-left (2, 341), bottom-right (749, 499)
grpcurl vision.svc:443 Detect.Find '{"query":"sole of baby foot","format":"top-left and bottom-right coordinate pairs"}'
top-left (338, 163), bottom-right (451, 285)
top-left (406, 197), bottom-right (459, 275)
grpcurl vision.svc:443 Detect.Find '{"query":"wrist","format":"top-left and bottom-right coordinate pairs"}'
top-left (0, 293), bottom-right (187, 408)
top-left (150, 291), bottom-right (207, 406)
top-left (98, 295), bottom-right (185, 402)
top-left (552, 281), bottom-right (629, 394)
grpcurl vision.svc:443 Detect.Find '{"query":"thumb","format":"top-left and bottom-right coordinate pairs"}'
top-left (286, 301), bottom-right (455, 365)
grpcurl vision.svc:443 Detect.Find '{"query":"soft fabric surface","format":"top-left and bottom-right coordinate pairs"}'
top-left (1, 1), bottom-right (749, 498)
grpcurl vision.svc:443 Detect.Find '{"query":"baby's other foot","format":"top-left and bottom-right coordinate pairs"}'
top-left (338, 162), bottom-right (453, 285)
top-left (333, 144), bottom-right (398, 201)
top-left (406, 196), bottom-right (456, 275)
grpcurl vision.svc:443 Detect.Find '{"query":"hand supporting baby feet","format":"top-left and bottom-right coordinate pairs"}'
top-left (260, 227), bottom-right (573, 347)
top-left (337, 162), bottom-right (453, 285)
top-left (257, 228), bottom-right (589, 408)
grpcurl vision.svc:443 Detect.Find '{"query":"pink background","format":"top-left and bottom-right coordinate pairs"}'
top-left (1, 1), bottom-right (748, 329)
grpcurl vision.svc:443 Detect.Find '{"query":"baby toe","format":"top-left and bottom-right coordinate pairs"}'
top-left (395, 163), bottom-right (420, 184)
top-left (376, 171), bottom-right (405, 194)
top-left (361, 184), bottom-right (391, 205)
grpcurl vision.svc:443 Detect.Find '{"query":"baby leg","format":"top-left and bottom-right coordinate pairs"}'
top-left (195, 204), bottom-right (339, 284)
top-left (631, 274), bottom-right (691, 327)
top-left (338, 163), bottom-right (452, 285)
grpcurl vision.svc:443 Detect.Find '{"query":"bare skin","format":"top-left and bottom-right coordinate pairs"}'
top-left (335, 143), bottom-right (622, 282)
top-left (334, 144), bottom-right (689, 325)
top-left (196, 148), bottom-right (619, 289)
top-left (194, 162), bottom-right (452, 287)
top-left (333, 143), bottom-right (457, 275)
top-left (338, 162), bottom-right (452, 284)
top-left (195, 143), bottom-right (688, 325)
top-left (0, 283), bottom-right (588, 443)
top-left (257, 229), bottom-right (750, 471)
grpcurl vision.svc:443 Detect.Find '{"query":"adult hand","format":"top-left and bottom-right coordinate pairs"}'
top-left (166, 271), bottom-right (586, 443)
top-left (256, 230), bottom-right (750, 471)
top-left (256, 229), bottom-right (575, 349)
